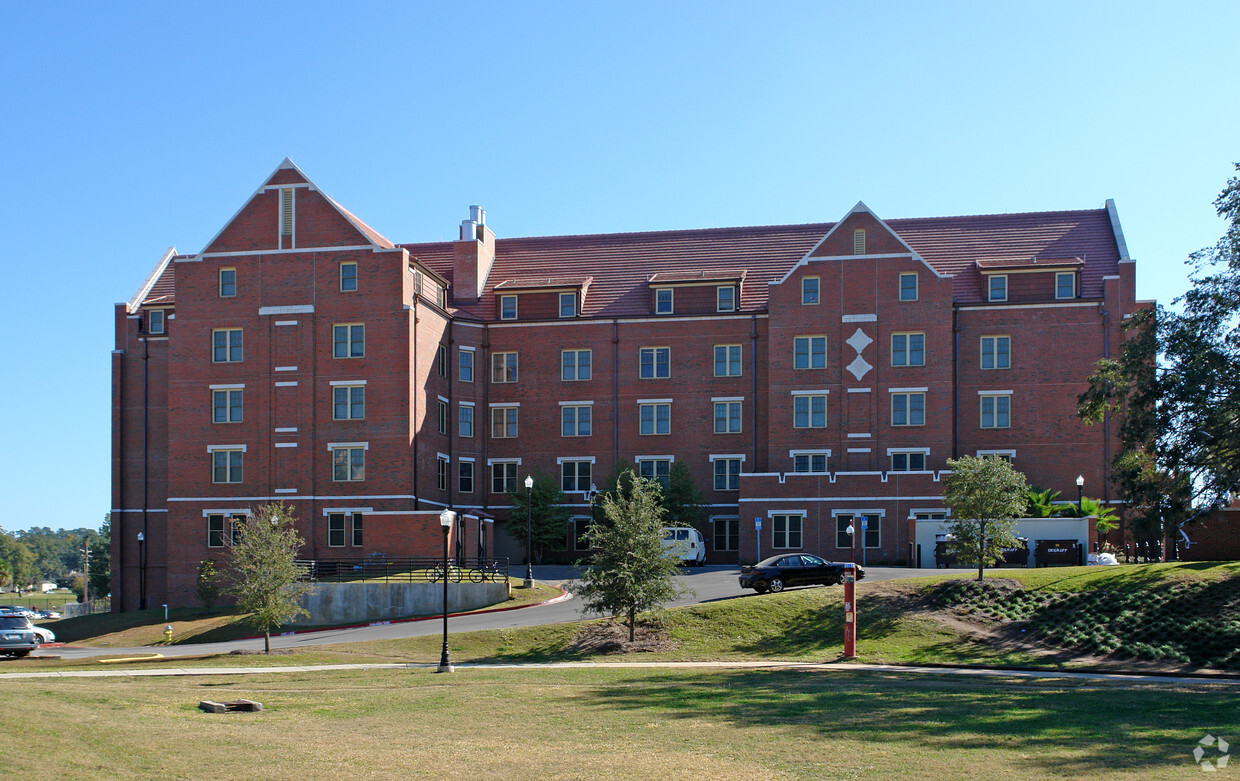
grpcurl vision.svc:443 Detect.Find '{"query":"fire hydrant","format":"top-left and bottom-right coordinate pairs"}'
top-left (164, 625), bottom-right (173, 644)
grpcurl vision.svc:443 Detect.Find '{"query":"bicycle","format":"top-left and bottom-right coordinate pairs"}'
top-left (427, 562), bottom-right (462, 583)
top-left (469, 560), bottom-right (504, 583)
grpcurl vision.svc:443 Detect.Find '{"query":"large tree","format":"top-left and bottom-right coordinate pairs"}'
top-left (943, 456), bottom-right (1028, 581)
top-left (661, 461), bottom-right (707, 530)
top-left (224, 503), bottom-right (315, 652)
top-left (573, 470), bottom-right (685, 641)
top-left (1079, 165), bottom-right (1240, 548)
top-left (506, 469), bottom-right (573, 564)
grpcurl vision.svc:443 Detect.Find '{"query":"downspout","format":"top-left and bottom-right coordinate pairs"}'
top-left (141, 333), bottom-right (149, 612)
top-left (1101, 307), bottom-right (1111, 504)
top-left (612, 320), bottom-right (620, 471)
top-left (412, 296), bottom-right (419, 510)
top-left (951, 307), bottom-right (959, 459)
top-left (481, 324), bottom-right (490, 515)
top-left (750, 314), bottom-right (759, 468)
top-left (115, 347), bottom-right (124, 612)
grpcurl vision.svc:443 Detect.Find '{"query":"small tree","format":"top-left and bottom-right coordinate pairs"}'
top-left (88, 514), bottom-right (111, 600)
top-left (196, 559), bottom-right (222, 609)
top-left (224, 503), bottom-right (315, 652)
top-left (574, 470), bottom-right (685, 642)
top-left (506, 470), bottom-right (573, 563)
top-left (943, 456), bottom-right (1028, 581)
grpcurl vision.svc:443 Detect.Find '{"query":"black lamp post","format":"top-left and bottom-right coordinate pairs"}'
top-left (137, 531), bottom-right (146, 611)
top-left (523, 475), bottom-right (535, 588)
top-left (437, 508), bottom-right (455, 674)
top-left (1076, 475), bottom-right (1085, 513)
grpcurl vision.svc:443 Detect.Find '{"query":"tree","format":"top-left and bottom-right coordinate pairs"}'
top-left (196, 560), bottom-right (222, 609)
top-left (1079, 165), bottom-right (1240, 548)
top-left (224, 503), bottom-right (315, 652)
top-left (88, 514), bottom-right (111, 600)
top-left (661, 461), bottom-right (707, 530)
top-left (506, 469), bottom-right (573, 563)
top-left (943, 456), bottom-right (1028, 581)
top-left (0, 529), bottom-right (34, 592)
top-left (573, 470), bottom-right (685, 642)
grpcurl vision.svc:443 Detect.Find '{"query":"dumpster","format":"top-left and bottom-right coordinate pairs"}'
top-left (1034, 539), bottom-right (1081, 567)
top-left (998, 537), bottom-right (1030, 568)
top-left (934, 534), bottom-right (958, 569)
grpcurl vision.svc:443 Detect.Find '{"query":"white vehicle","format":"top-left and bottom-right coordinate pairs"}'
top-left (31, 625), bottom-right (55, 644)
top-left (661, 527), bottom-right (706, 566)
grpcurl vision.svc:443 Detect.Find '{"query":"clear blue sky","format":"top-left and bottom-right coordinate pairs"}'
top-left (1, 2), bottom-right (1236, 532)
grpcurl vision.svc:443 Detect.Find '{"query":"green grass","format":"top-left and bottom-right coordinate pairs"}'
top-left (0, 665), bottom-right (1234, 779)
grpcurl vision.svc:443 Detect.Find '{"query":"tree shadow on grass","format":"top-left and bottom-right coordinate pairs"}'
top-left (576, 667), bottom-right (1238, 775)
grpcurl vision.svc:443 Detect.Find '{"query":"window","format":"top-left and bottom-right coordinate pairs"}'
top-left (891, 332), bottom-right (925, 367)
top-left (572, 517), bottom-right (591, 551)
top-left (333, 385), bottom-right (364, 420)
top-left (280, 188), bottom-right (294, 236)
top-left (890, 451), bottom-right (927, 471)
top-left (351, 513), bottom-right (363, 547)
top-left (772, 514), bottom-right (803, 549)
top-left (793, 336), bottom-right (826, 369)
top-left (713, 458), bottom-right (741, 491)
top-left (561, 460), bottom-right (592, 493)
top-left (212, 389), bottom-right (243, 423)
top-left (802, 276), bottom-right (820, 305)
top-left (413, 269), bottom-right (423, 298)
top-left (147, 309), bottom-right (165, 335)
top-left (714, 401), bottom-right (741, 434)
top-left (491, 462), bottom-right (518, 494)
top-left (340, 262), bottom-right (357, 292)
top-left (211, 449), bottom-right (243, 484)
top-left (639, 402), bottom-right (670, 435)
top-left (793, 394), bottom-right (827, 428)
top-left (793, 453), bottom-right (829, 473)
top-left (500, 294), bottom-right (517, 320)
top-left (492, 352), bottom-right (518, 383)
top-left (333, 324), bottom-right (364, 358)
top-left (835, 513), bottom-right (879, 548)
top-left (977, 450), bottom-right (1014, 462)
top-left (899, 272), bottom-right (918, 302)
top-left (638, 459), bottom-right (671, 485)
top-left (331, 445), bottom-right (365, 482)
top-left (891, 392), bottom-right (926, 426)
top-left (219, 268), bottom-right (236, 298)
top-left (713, 517), bottom-right (739, 552)
top-left (980, 394), bottom-right (1011, 429)
top-left (981, 336), bottom-right (1011, 369)
top-left (459, 348), bottom-right (474, 382)
top-left (491, 406), bottom-right (518, 438)
top-left (639, 347), bottom-right (670, 379)
top-left (654, 288), bottom-right (673, 314)
top-left (459, 461), bottom-right (474, 493)
top-left (988, 275), bottom-right (1007, 302)
top-left (561, 405), bottom-right (592, 437)
top-left (1056, 271), bottom-right (1076, 299)
top-left (207, 513), bottom-right (245, 548)
top-left (914, 512), bottom-right (946, 522)
top-left (561, 349), bottom-right (592, 381)
top-left (212, 328), bottom-right (243, 363)
top-left (853, 229), bottom-right (865, 255)
top-left (717, 286), bottom-right (736, 312)
top-left (437, 345), bottom-right (448, 377)
top-left (458, 404), bottom-right (474, 437)
top-left (437, 400), bottom-right (448, 434)
top-left (437, 456), bottom-right (449, 491)
top-left (836, 515), bottom-right (853, 549)
top-left (559, 292), bottom-right (576, 318)
top-left (328, 513), bottom-right (347, 547)
top-left (714, 344), bottom-right (741, 377)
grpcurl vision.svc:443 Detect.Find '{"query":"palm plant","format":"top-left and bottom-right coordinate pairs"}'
top-left (1023, 487), bottom-right (1061, 518)
top-left (1057, 496), bottom-right (1121, 534)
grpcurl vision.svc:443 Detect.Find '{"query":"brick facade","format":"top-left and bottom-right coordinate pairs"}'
top-left (113, 160), bottom-right (1152, 609)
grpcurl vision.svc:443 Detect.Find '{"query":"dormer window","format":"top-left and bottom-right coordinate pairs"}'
top-left (1055, 271), bottom-right (1076, 299)
top-left (655, 288), bottom-right (673, 315)
top-left (559, 292), bottom-right (576, 318)
top-left (499, 295), bottom-right (517, 320)
top-left (717, 286), bottom-right (736, 312)
top-left (147, 309), bottom-right (165, 335)
top-left (988, 275), bottom-right (1008, 302)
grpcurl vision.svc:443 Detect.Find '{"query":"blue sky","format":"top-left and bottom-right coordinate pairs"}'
top-left (1, 1), bottom-right (1236, 532)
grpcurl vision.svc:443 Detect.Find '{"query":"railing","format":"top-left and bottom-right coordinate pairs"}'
top-left (294, 556), bottom-right (509, 584)
top-left (63, 599), bottom-right (110, 619)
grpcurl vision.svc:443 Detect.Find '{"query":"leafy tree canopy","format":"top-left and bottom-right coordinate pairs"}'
top-left (224, 503), bottom-right (315, 652)
top-left (506, 469), bottom-right (573, 563)
top-left (943, 456), bottom-right (1028, 581)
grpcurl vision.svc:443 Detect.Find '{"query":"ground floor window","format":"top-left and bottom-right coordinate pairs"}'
top-left (206, 513), bottom-right (245, 548)
top-left (713, 516), bottom-right (739, 551)
top-left (771, 514), bottom-right (803, 549)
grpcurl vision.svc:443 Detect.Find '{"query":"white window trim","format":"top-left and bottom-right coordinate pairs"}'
top-left (790, 389), bottom-right (831, 396)
top-left (326, 441), bottom-right (369, 451)
top-left (977, 449), bottom-right (1016, 459)
top-left (207, 444), bottom-right (248, 453)
top-left (208, 383), bottom-right (245, 390)
top-left (1055, 271), bottom-right (1076, 299)
top-left (635, 455), bottom-right (676, 463)
top-left (711, 396), bottom-right (745, 402)
top-left (830, 508), bottom-right (888, 518)
top-left (201, 508), bottom-right (252, 517)
top-left (709, 454), bottom-right (747, 463)
top-left (558, 400), bottom-right (595, 406)
top-left (489, 402), bottom-right (521, 408)
top-left (977, 389), bottom-right (1014, 396)
top-left (437, 452), bottom-right (451, 462)
top-left (556, 456), bottom-right (598, 464)
top-left (886, 447), bottom-right (930, 455)
top-left (637, 398), bottom-right (674, 404)
top-left (767, 509), bottom-right (808, 519)
top-left (888, 386), bottom-right (929, 393)
top-left (460, 400), bottom-right (476, 407)
top-left (329, 380), bottom-right (367, 386)
top-left (789, 449), bottom-right (832, 458)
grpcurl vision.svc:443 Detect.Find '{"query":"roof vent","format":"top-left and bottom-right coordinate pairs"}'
top-left (460, 220), bottom-right (478, 241)
top-left (469, 205), bottom-right (485, 226)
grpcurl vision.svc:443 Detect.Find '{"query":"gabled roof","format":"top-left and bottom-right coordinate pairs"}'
top-left (128, 248), bottom-right (179, 311)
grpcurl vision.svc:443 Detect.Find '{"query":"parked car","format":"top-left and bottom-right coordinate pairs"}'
top-left (0, 615), bottom-right (40, 658)
top-left (739, 554), bottom-right (864, 594)
top-left (33, 609), bottom-right (61, 620)
top-left (661, 527), bottom-right (707, 566)
top-left (0, 605), bottom-right (37, 618)
top-left (30, 625), bottom-right (55, 644)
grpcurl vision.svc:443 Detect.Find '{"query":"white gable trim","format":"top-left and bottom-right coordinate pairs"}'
top-left (126, 247), bottom-right (177, 313)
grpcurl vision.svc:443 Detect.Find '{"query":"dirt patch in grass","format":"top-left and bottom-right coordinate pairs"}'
top-left (566, 620), bottom-right (679, 655)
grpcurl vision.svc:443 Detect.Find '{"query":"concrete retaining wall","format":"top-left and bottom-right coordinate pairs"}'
top-left (289, 581), bottom-right (508, 627)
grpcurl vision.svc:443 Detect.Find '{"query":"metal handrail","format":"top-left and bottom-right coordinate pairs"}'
top-left (294, 556), bottom-right (509, 584)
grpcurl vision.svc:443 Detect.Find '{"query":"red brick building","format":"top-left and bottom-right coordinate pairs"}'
top-left (112, 159), bottom-right (1141, 609)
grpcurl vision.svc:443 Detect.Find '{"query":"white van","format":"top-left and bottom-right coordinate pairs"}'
top-left (661, 527), bottom-right (706, 566)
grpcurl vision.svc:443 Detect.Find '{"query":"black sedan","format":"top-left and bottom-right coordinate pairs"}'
top-left (739, 554), bottom-right (864, 594)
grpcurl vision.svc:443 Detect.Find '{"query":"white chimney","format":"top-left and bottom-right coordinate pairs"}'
top-left (470, 205), bottom-right (485, 226)
top-left (460, 219), bottom-right (478, 241)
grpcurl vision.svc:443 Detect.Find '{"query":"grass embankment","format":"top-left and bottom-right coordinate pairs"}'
top-left (1, 665), bottom-right (1235, 779)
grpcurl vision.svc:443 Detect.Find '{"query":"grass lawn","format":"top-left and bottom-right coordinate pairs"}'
top-left (0, 665), bottom-right (1233, 779)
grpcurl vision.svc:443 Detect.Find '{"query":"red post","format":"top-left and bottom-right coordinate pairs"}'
top-left (843, 523), bottom-right (856, 658)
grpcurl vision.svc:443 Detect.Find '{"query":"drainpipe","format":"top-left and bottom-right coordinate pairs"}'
top-left (412, 296), bottom-right (419, 510)
top-left (951, 307), bottom-right (959, 459)
top-left (612, 320), bottom-right (620, 471)
top-left (141, 333), bottom-right (149, 613)
top-left (750, 314), bottom-right (759, 468)
top-left (1101, 307), bottom-right (1110, 504)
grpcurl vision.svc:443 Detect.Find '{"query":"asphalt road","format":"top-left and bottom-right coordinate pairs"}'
top-left (43, 565), bottom-right (943, 660)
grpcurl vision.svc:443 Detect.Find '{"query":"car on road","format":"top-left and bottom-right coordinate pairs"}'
top-left (0, 605), bottom-right (38, 618)
top-left (739, 554), bottom-right (864, 594)
top-left (0, 615), bottom-right (41, 658)
top-left (30, 625), bottom-right (55, 644)
top-left (661, 527), bottom-right (706, 566)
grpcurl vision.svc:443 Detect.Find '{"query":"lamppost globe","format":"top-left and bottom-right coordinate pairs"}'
top-left (523, 476), bottom-right (535, 589)
top-left (437, 509), bottom-right (456, 674)
top-left (136, 531), bottom-right (147, 611)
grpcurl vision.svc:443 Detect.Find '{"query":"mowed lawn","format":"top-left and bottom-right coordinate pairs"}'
top-left (1, 666), bottom-right (1234, 779)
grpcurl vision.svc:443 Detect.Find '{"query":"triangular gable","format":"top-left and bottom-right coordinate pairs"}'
top-left (771, 202), bottom-right (949, 286)
top-left (199, 158), bottom-right (395, 255)
top-left (126, 247), bottom-right (177, 313)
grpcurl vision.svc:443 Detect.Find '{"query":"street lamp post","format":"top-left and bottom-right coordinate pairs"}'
top-left (437, 508), bottom-right (455, 674)
top-left (523, 475), bottom-right (535, 588)
top-left (137, 531), bottom-right (146, 611)
top-left (844, 522), bottom-right (856, 659)
top-left (1076, 475), bottom-right (1085, 513)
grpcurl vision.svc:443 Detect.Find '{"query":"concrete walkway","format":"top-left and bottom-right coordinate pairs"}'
top-left (4, 659), bottom-right (1238, 687)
